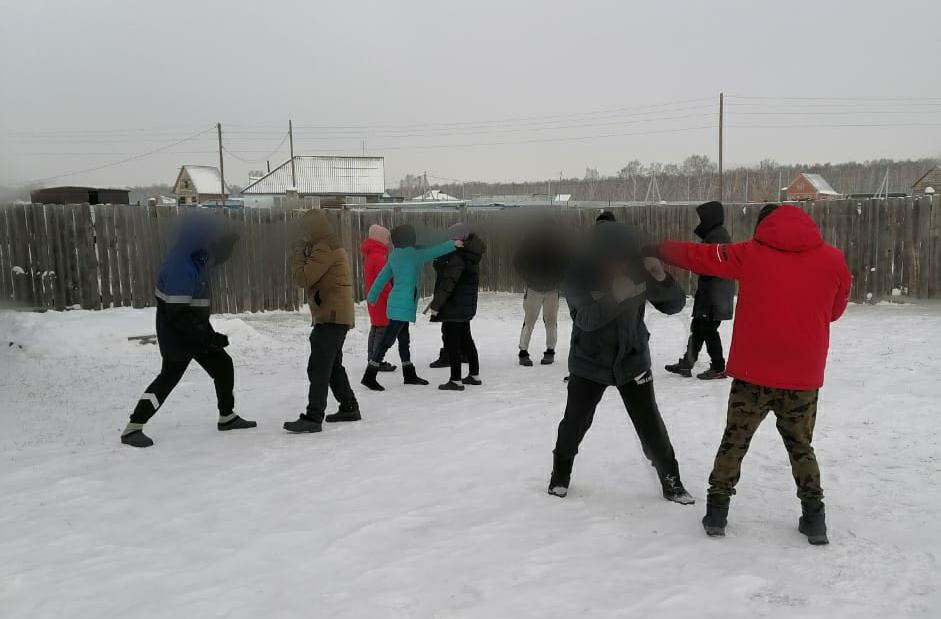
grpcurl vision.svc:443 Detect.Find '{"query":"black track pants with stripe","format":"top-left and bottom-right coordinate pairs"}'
top-left (130, 348), bottom-right (235, 424)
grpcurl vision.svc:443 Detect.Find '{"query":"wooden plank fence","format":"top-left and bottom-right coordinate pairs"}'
top-left (0, 197), bottom-right (939, 312)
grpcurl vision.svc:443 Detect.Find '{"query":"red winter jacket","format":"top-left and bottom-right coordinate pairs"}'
top-left (660, 205), bottom-right (851, 391)
top-left (361, 238), bottom-right (392, 327)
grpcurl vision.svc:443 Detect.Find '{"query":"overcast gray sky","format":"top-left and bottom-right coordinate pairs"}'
top-left (1, 0), bottom-right (939, 190)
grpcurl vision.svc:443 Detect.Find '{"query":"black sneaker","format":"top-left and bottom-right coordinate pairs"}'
top-left (548, 453), bottom-right (572, 497)
top-left (121, 430), bottom-right (154, 448)
top-left (378, 361), bottom-right (397, 373)
top-left (438, 380), bottom-right (465, 391)
top-left (519, 350), bottom-right (533, 367)
top-left (283, 415), bottom-right (323, 433)
top-left (697, 368), bottom-right (728, 380)
top-left (665, 359), bottom-right (693, 377)
top-left (461, 375), bottom-right (482, 386)
top-left (661, 474), bottom-right (695, 505)
top-left (540, 349), bottom-right (556, 365)
top-left (798, 500), bottom-right (829, 545)
top-left (217, 415), bottom-right (257, 431)
top-left (325, 406), bottom-right (361, 423)
top-left (702, 495), bottom-right (730, 537)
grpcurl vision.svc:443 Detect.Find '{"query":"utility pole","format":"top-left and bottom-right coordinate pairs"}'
top-left (288, 119), bottom-right (296, 188)
top-left (718, 92), bottom-right (724, 202)
top-left (217, 122), bottom-right (225, 197)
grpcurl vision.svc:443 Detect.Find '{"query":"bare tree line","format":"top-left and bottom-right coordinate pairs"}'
top-left (396, 156), bottom-right (941, 203)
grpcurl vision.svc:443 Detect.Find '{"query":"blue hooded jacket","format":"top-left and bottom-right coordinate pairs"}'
top-left (155, 213), bottom-right (217, 359)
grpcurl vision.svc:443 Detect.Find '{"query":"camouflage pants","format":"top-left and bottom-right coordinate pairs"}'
top-left (708, 379), bottom-right (822, 501)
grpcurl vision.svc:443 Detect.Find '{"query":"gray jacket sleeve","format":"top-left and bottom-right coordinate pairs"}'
top-left (645, 273), bottom-right (686, 315)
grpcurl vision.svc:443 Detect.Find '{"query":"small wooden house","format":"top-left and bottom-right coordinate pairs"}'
top-left (173, 165), bottom-right (228, 205)
top-left (786, 173), bottom-right (841, 201)
top-left (912, 165), bottom-right (941, 196)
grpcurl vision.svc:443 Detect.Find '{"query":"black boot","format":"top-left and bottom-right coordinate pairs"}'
top-left (378, 361), bottom-right (397, 373)
top-left (361, 364), bottom-right (385, 391)
top-left (402, 363), bottom-right (429, 386)
top-left (461, 374), bottom-right (482, 386)
top-left (121, 429), bottom-right (154, 448)
top-left (325, 403), bottom-right (361, 423)
top-left (540, 349), bottom-right (556, 365)
top-left (519, 350), bottom-right (534, 367)
top-left (702, 495), bottom-right (730, 537)
top-left (217, 414), bottom-right (257, 431)
top-left (798, 500), bottom-right (829, 545)
top-left (661, 474), bottom-right (695, 505)
top-left (429, 348), bottom-right (449, 368)
top-left (283, 414), bottom-right (323, 433)
top-left (548, 453), bottom-right (573, 497)
top-left (664, 357), bottom-right (692, 377)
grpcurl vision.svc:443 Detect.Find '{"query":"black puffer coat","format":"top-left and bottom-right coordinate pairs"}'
top-left (429, 234), bottom-right (487, 322)
top-left (566, 223), bottom-right (686, 386)
top-left (692, 201), bottom-right (735, 321)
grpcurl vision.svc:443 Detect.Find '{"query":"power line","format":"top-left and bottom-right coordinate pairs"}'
top-left (12, 126), bottom-right (216, 186)
top-left (222, 130), bottom-right (290, 163)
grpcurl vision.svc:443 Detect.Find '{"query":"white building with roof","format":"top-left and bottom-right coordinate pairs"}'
top-left (173, 165), bottom-right (228, 205)
top-left (412, 189), bottom-right (460, 202)
top-left (241, 156), bottom-right (385, 207)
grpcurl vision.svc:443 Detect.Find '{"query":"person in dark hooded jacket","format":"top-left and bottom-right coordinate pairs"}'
top-left (548, 222), bottom-right (694, 505)
top-left (427, 223), bottom-right (486, 391)
top-left (665, 201), bottom-right (736, 380)
top-left (122, 213), bottom-right (254, 448)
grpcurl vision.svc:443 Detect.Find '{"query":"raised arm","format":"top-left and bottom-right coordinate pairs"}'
top-left (415, 240), bottom-right (456, 263)
top-left (292, 243), bottom-right (334, 289)
top-left (645, 272), bottom-right (686, 315)
top-left (659, 240), bottom-right (749, 281)
top-left (367, 263), bottom-right (393, 304)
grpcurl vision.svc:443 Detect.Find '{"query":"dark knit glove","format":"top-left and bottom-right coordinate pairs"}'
top-left (210, 332), bottom-right (230, 349)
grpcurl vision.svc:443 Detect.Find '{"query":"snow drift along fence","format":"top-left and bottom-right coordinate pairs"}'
top-left (0, 197), bottom-right (939, 312)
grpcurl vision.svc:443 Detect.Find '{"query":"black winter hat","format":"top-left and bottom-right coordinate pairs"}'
top-left (694, 201), bottom-right (725, 239)
top-left (755, 204), bottom-right (781, 232)
top-left (596, 210), bottom-right (616, 223)
top-left (391, 224), bottom-right (417, 248)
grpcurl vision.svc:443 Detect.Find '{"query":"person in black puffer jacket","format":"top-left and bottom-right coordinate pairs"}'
top-left (427, 223), bottom-right (486, 391)
top-left (665, 201), bottom-right (736, 380)
top-left (548, 221), bottom-right (694, 506)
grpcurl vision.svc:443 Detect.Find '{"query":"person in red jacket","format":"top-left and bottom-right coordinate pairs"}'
top-left (656, 204), bottom-right (851, 545)
top-left (361, 225), bottom-right (411, 374)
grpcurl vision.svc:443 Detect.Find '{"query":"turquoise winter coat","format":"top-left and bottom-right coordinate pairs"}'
top-left (367, 241), bottom-right (456, 322)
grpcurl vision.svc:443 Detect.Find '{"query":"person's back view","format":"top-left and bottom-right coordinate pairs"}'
top-left (657, 204), bottom-right (851, 544)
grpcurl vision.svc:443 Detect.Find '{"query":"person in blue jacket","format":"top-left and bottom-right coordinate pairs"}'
top-left (121, 212), bottom-right (255, 448)
top-left (361, 224), bottom-right (459, 391)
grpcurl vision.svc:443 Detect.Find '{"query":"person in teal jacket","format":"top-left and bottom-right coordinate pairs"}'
top-left (361, 224), bottom-right (460, 391)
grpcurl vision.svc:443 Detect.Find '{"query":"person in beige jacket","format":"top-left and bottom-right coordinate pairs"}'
top-left (283, 209), bottom-right (360, 433)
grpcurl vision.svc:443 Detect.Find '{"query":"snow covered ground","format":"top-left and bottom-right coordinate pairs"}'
top-left (1, 294), bottom-right (939, 618)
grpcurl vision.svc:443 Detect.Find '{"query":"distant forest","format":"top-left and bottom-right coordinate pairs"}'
top-left (2, 156), bottom-right (938, 205)
top-left (392, 156), bottom-right (941, 203)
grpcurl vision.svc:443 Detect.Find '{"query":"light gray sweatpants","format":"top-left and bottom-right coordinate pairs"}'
top-left (519, 288), bottom-right (560, 351)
